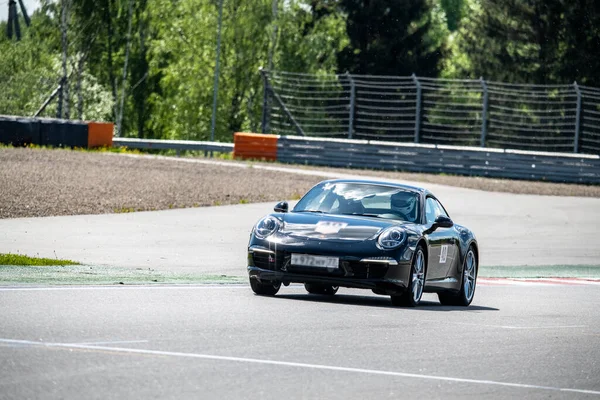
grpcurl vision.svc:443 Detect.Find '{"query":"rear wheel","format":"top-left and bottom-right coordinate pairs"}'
top-left (390, 247), bottom-right (425, 307)
top-left (250, 278), bottom-right (281, 296)
top-left (304, 283), bottom-right (339, 295)
top-left (438, 247), bottom-right (477, 306)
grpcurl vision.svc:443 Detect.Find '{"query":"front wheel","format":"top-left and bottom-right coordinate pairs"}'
top-left (250, 278), bottom-right (281, 296)
top-left (390, 247), bottom-right (425, 307)
top-left (438, 247), bottom-right (477, 306)
top-left (305, 283), bottom-right (339, 295)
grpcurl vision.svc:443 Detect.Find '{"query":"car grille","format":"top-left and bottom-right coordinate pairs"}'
top-left (342, 261), bottom-right (388, 279)
top-left (251, 251), bottom-right (287, 271)
top-left (251, 251), bottom-right (389, 279)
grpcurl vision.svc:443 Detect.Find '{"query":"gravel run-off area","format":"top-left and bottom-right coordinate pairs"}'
top-left (1, 147), bottom-right (599, 219)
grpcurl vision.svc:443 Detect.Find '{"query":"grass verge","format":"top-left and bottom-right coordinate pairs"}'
top-left (0, 264), bottom-right (599, 286)
top-left (0, 265), bottom-right (245, 285)
top-left (0, 253), bottom-right (79, 266)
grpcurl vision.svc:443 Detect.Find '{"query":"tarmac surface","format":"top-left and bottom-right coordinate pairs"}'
top-left (1, 180), bottom-right (600, 274)
top-left (1, 283), bottom-right (599, 399)
top-left (2, 169), bottom-right (600, 399)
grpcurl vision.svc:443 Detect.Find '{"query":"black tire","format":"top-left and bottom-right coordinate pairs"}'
top-left (250, 278), bottom-right (281, 296)
top-left (390, 246), bottom-right (426, 307)
top-left (304, 283), bottom-right (339, 295)
top-left (438, 246), bottom-right (477, 307)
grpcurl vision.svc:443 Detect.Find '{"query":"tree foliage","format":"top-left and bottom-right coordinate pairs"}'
top-left (337, 0), bottom-right (447, 76)
top-left (445, 0), bottom-right (600, 86)
top-left (2, 0), bottom-right (600, 141)
top-left (440, 0), bottom-right (464, 31)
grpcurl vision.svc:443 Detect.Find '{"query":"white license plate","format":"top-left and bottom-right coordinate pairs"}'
top-left (291, 254), bottom-right (339, 269)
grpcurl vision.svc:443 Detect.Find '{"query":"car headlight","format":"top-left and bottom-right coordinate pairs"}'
top-left (254, 216), bottom-right (281, 239)
top-left (377, 227), bottom-right (406, 249)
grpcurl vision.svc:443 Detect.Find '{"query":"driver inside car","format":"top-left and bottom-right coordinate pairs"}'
top-left (390, 191), bottom-right (417, 221)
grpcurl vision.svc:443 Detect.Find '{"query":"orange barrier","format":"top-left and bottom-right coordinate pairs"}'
top-left (87, 122), bottom-right (114, 148)
top-left (233, 132), bottom-right (278, 160)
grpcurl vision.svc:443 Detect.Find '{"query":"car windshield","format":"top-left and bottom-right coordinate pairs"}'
top-left (293, 182), bottom-right (420, 223)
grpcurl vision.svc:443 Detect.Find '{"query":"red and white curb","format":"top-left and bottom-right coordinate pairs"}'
top-left (478, 277), bottom-right (600, 286)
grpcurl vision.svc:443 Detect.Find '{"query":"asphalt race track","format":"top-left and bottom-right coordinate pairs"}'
top-left (2, 169), bottom-right (600, 399)
top-left (1, 283), bottom-right (599, 399)
top-left (1, 176), bottom-right (600, 274)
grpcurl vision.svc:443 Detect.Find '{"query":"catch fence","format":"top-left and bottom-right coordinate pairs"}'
top-left (261, 70), bottom-right (600, 154)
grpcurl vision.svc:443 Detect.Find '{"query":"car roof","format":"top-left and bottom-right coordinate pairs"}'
top-left (317, 178), bottom-right (432, 196)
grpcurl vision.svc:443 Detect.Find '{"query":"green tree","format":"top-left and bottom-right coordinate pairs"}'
top-left (147, 0), bottom-right (272, 141)
top-left (439, 0), bottom-right (464, 31)
top-left (0, 6), bottom-right (112, 120)
top-left (337, 0), bottom-right (447, 76)
top-left (273, 1), bottom-right (349, 74)
top-left (445, 0), bottom-right (569, 84)
top-left (0, 30), bottom-right (57, 116)
top-left (559, 0), bottom-right (600, 87)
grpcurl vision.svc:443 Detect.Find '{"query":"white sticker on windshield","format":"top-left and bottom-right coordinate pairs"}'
top-left (315, 221), bottom-right (348, 234)
top-left (440, 245), bottom-right (448, 264)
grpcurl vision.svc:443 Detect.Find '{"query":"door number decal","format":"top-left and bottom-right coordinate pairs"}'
top-left (440, 245), bottom-right (448, 264)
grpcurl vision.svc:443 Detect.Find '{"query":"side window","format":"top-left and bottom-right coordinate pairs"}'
top-left (425, 197), bottom-right (437, 224)
top-left (426, 197), bottom-right (448, 224)
top-left (434, 199), bottom-right (449, 219)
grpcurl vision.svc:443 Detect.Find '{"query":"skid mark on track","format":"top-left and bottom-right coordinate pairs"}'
top-left (0, 338), bottom-right (599, 396)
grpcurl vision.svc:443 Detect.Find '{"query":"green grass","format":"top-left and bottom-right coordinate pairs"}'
top-left (0, 265), bottom-right (245, 285)
top-left (0, 253), bottom-right (79, 266)
top-left (0, 262), bottom-right (598, 286)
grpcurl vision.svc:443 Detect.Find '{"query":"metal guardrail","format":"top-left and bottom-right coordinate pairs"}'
top-left (277, 136), bottom-right (600, 184)
top-left (113, 138), bottom-right (234, 153)
top-left (112, 136), bottom-right (599, 184)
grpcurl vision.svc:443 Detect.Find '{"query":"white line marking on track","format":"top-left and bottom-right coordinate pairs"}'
top-left (499, 325), bottom-right (587, 330)
top-left (1, 338), bottom-right (598, 396)
top-left (68, 340), bottom-right (149, 346)
top-left (0, 285), bottom-right (248, 292)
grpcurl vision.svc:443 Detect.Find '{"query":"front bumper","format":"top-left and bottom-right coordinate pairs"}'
top-left (247, 244), bottom-right (412, 293)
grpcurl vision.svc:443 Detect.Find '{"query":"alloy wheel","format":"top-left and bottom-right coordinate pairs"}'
top-left (463, 250), bottom-right (476, 302)
top-left (412, 249), bottom-right (425, 303)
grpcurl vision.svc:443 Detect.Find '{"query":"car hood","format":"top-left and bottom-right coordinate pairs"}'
top-left (277, 212), bottom-right (413, 241)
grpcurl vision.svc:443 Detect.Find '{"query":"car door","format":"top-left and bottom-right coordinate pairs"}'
top-left (424, 196), bottom-right (458, 281)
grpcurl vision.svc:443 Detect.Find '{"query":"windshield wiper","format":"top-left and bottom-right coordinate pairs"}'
top-left (295, 210), bottom-right (326, 214)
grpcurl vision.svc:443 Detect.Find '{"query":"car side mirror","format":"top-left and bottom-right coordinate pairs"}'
top-left (274, 201), bottom-right (288, 213)
top-left (434, 215), bottom-right (453, 229)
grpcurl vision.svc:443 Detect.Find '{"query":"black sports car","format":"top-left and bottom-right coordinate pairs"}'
top-left (247, 179), bottom-right (479, 307)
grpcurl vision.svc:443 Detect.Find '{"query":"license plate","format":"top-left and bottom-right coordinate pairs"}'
top-left (291, 254), bottom-right (339, 269)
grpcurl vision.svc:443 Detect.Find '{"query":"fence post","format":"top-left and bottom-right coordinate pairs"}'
top-left (573, 81), bottom-right (582, 153)
top-left (480, 77), bottom-right (489, 147)
top-left (412, 74), bottom-right (421, 143)
top-left (260, 68), bottom-right (270, 133)
top-left (35, 84), bottom-right (62, 118)
top-left (346, 72), bottom-right (355, 139)
top-left (262, 70), bottom-right (306, 137)
top-left (56, 77), bottom-right (65, 119)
